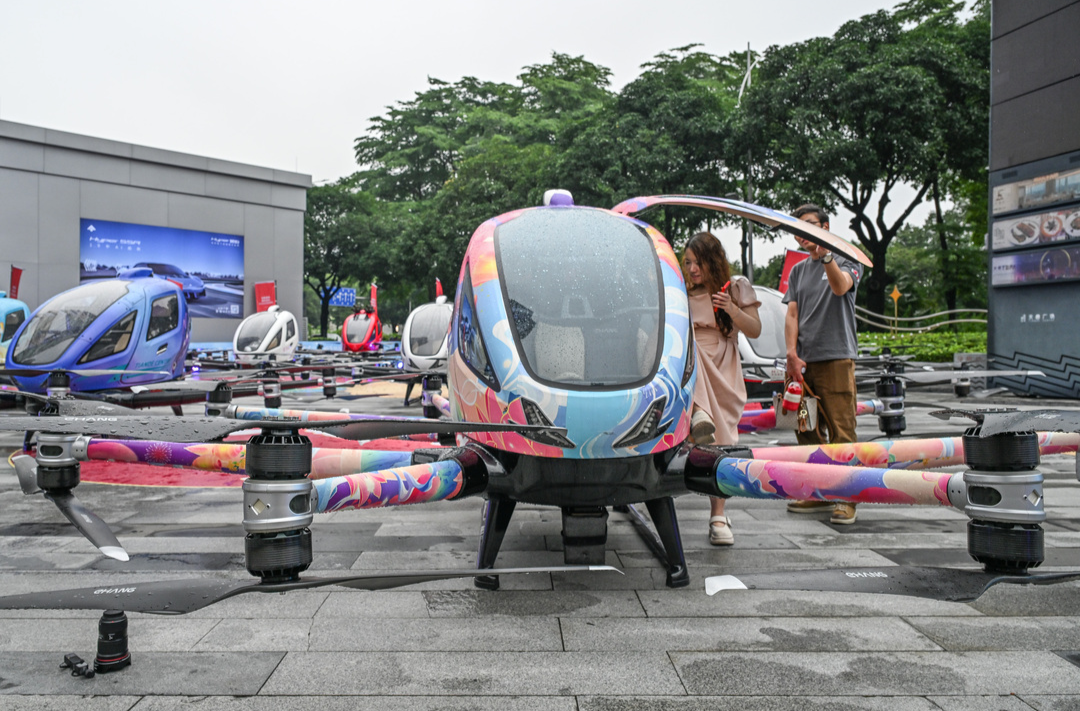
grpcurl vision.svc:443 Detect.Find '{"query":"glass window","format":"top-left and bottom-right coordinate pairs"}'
top-left (236, 312), bottom-right (278, 352)
top-left (78, 311), bottom-right (136, 364)
top-left (456, 263), bottom-right (497, 388)
top-left (147, 294), bottom-right (179, 340)
top-left (11, 280), bottom-right (131, 366)
top-left (495, 209), bottom-right (663, 388)
top-left (346, 314), bottom-right (371, 342)
top-left (409, 303), bottom-right (453, 356)
top-left (4, 310), bottom-right (25, 339)
top-left (266, 329), bottom-right (281, 351)
top-left (745, 287), bottom-right (786, 359)
top-left (286, 318), bottom-right (296, 341)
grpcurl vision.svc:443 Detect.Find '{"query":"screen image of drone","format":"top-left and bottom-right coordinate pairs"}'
top-left (0, 194), bottom-right (1076, 686)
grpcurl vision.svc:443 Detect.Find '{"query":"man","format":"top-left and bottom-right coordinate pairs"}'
top-left (782, 204), bottom-right (862, 524)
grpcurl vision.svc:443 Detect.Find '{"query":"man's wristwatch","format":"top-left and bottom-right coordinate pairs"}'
top-left (820, 252), bottom-right (834, 265)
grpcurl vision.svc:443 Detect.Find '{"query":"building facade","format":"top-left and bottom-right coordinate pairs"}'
top-left (0, 120), bottom-right (310, 342)
top-left (988, 1), bottom-right (1080, 397)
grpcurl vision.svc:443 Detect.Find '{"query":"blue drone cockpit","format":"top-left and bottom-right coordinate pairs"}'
top-left (448, 204), bottom-right (694, 471)
top-left (5, 278), bottom-right (190, 393)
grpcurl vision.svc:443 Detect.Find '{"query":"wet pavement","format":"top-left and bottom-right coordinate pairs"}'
top-left (1, 384), bottom-right (1079, 709)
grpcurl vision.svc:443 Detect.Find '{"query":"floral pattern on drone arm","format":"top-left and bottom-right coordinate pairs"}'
top-left (312, 460), bottom-right (464, 513)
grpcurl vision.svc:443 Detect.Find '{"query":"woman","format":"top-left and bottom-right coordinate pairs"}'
top-left (682, 232), bottom-right (762, 545)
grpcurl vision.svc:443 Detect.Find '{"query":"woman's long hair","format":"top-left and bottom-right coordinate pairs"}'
top-left (684, 232), bottom-right (734, 336)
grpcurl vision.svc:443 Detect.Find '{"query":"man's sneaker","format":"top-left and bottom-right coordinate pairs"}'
top-left (691, 410), bottom-right (716, 445)
top-left (830, 502), bottom-right (858, 525)
top-left (709, 515), bottom-right (734, 546)
top-left (786, 500), bottom-right (835, 513)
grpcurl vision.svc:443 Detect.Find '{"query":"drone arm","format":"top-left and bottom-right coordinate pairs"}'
top-left (737, 399), bottom-right (880, 435)
top-left (431, 393), bottom-right (451, 418)
top-left (683, 453), bottom-right (964, 508)
top-left (311, 444), bottom-right (492, 513)
top-left (79, 438), bottom-right (413, 476)
top-left (311, 460), bottom-right (466, 513)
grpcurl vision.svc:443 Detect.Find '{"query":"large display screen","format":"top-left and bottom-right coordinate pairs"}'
top-left (991, 245), bottom-right (1080, 287)
top-left (79, 219), bottom-right (244, 318)
top-left (993, 167), bottom-right (1080, 215)
top-left (991, 207), bottom-right (1080, 251)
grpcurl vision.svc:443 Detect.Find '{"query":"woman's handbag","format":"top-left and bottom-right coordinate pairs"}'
top-left (772, 378), bottom-right (820, 433)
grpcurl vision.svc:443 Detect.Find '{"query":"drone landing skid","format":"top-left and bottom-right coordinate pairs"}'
top-left (621, 500), bottom-right (689, 588)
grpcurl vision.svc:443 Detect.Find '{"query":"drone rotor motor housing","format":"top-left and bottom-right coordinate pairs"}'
top-left (959, 428), bottom-right (1045, 573)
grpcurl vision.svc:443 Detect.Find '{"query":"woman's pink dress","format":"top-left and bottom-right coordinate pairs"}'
top-left (690, 278), bottom-right (761, 445)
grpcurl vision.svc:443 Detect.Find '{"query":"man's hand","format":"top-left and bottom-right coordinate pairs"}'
top-left (786, 352), bottom-right (806, 384)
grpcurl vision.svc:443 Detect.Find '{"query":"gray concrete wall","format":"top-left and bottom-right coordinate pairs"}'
top-left (0, 120), bottom-right (310, 341)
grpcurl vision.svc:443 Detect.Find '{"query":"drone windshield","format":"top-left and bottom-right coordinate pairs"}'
top-left (236, 312), bottom-right (278, 352)
top-left (410, 303), bottom-right (452, 356)
top-left (495, 209), bottom-right (663, 388)
top-left (746, 288), bottom-right (786, 360)
top-left (346, 314), bottom-right (372, 341)
top-left (11, 280), bottom-right (130, 366)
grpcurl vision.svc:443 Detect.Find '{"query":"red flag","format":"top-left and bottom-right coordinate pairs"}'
top-left (9, 266), bottom-right (22, 300)
top-left (435, 278), bottom-right (443, 298)
top-left (778, 250), bottom-right (810, 294)
top-left (254, 281), bottom-right (276, 312)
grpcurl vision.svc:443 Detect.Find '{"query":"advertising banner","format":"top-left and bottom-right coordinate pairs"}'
top-left (9, 266), bottom-right (22, 300)
top-left (254, 281), bottom-right (277, 312)
top-left (778, 249), bottom-right (810, 293)
top-left (80, 219), bottom-right (244, 318)
top-left (993, 167), bottom-right (1080, 215)
top-left (991, 207), bottom-right (1080, 251)
top-left (991, 245), bottom-right (1080, 287)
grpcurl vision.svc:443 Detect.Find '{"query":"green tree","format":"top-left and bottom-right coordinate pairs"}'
top-left (304, 179), bottom-right (401, 336)
top-left (726, 2), bottom-right (989, 315)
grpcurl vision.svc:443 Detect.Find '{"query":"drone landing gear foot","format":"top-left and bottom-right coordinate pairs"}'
top-left (622, 498), bottom-right (690, 588)
top-left (475, 495), bottom-right (516, 591)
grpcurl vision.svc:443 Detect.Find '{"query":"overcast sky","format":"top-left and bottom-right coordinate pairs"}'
top-left (1, 0), bottom-right (920, 266)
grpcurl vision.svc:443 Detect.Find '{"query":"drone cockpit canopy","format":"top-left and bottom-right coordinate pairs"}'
top-left (5, 277), bottom-right (190, 392)
top-left (233, 305), bottom-right (299, 362)
top-left (447, 202), bottom-right (694, 460)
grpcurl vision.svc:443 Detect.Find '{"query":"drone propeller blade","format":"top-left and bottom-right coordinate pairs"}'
top-left (901, 369), bottom-right (1044, 384)
top-left (0, 565), bottom-right (618, 614)
top-left (12, 455), bottom-right (40, 495)
top-left (0, 368), bottom-right (171, 378)
top-left (978, 409), bottom-right (1080, 437)
top-left (704, 566), bottom-right (1080, 602)
top-left (322, 417), bottom-right (568, 441)
top-left (0, 416), bottom-right (359, 443)
top-left (40, 490), bottom-right (128, 562)
top-left (52, 399), bottom-right (141, 417)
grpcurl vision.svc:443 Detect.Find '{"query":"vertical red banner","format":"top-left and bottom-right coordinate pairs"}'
top-left (778, 250), bottom-right (810, 294)
top-left (9, 266), bottom-right (22, 300)
top-left (254, 281), bottom-right (276, 312)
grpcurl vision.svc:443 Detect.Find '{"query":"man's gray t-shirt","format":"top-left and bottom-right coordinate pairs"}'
top-left (781, 255), bottom-right (862, 363)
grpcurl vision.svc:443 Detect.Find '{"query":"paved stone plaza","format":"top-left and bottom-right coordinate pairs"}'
top-left (1, 386), bottom-right (1079, 709)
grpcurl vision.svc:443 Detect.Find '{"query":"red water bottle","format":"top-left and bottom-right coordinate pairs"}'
top-left (782, 380), bottom-right (802, 413)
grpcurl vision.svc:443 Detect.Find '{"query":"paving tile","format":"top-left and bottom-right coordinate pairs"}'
top-left (562, 616), bottom-right (939, 652)
top-left (315, 590), bottom-right (430, 618)
top-left (192, 618), bottom-right (311, 651)
top-left (260, 651), bottom-right (685, 695)
top-left (308, 616), bottom-right (561, 651)
top-left (1019, 696), bottom-right (1080, 710)
top-left (577, 697), bottom-right (940, 711)
top-left (638, 588), bottom-right (983, 618)
top-left (927, 696), bottom-right (1038, 710)
top-left (671, 651), bottom-right (1080, 695)
top-left (906, 616), bottom-right (1080, 651)
top-left (0, 697), bottom-right (140, 710)
top-left (783, 532), bottom-right (970, 549)
top-left (0, 617), bottom-right (215, 652)
top-left (130, 696), bottom-right (575, 710)
top-left (424, 589), bottom-right (645, 618)
top-left (0, 652), bottom-right (283, 695)
top-left (619, 548), bottom-right (898, 570)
